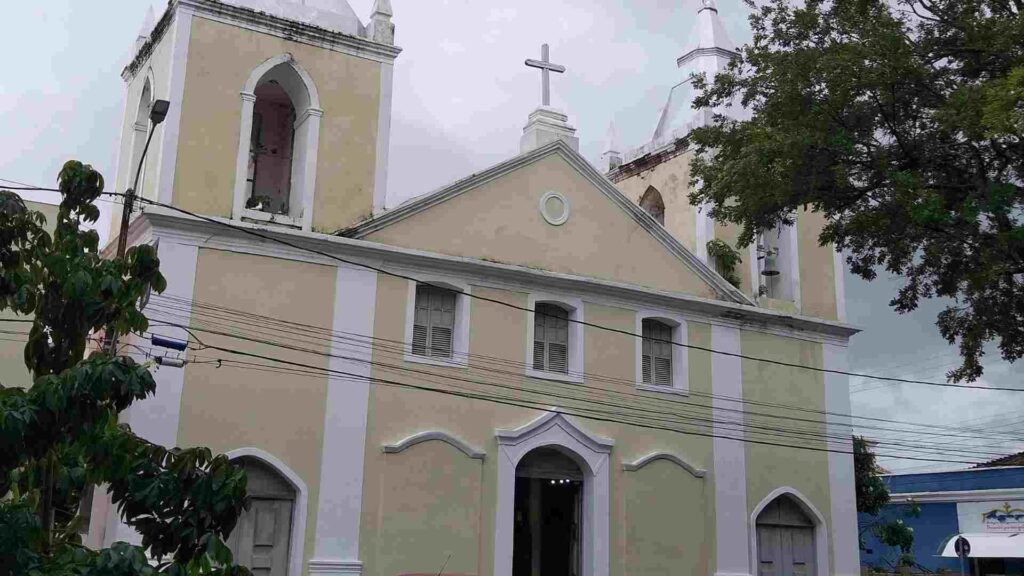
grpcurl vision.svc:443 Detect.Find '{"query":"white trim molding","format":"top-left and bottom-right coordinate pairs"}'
top-left (525, 293), bottom-right (585, 383)
top-left (634, 310), bottom-right (689, 394)
top-left (832, 248), bottom-right (847, 322)
top-left (311, 265), bottom-right (377, 571)
top-left (750, 487), bottom-right (830, 576)
top-left (494, 412), bottom-right (614, 576)
top-left (135, 208), bottom-right (861, 345)
top-left (403, 277), bottom-right (471, 368)
top-left (824, 343), bottom-right (859, 576)
top-left (156, 5), bottom-right (193, 207)
top-left (382, 431), bottom-right (486, 460)
top-left (226, 448), bottom-right (309, 576)
top-left (308, 559), bottom-right (363, 576)
top-left (711, 324), bottom-right (750, 576)
top-left (622, 451), bottom-right (706, 478)
top-left (539, 190), bottom-right (571, 226)
top-left (232, 53), bottom-right (322, 232)
top-left (892, 488), bottom-right (1024, 504)
top-left (373, 62), bottom-right (394, 214)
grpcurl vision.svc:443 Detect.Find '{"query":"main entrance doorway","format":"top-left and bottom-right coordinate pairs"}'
top-left (513, 447), bottom-right (583, 576)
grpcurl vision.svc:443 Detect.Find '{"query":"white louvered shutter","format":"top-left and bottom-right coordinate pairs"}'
top-left (413, 285), bottom-right (456, 359)
top-left (534, 304), bottom-right (570, 374)
top-left (642, 320), bottom-right (673, 386)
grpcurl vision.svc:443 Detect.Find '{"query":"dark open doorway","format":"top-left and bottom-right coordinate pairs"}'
top-left (513, 447), bottom-right (583, 576)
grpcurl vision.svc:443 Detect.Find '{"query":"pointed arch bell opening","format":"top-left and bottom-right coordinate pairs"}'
top-left (639, 186), bottom-right (665, 225)
top-left (233, 54), bottom-right (323, 231)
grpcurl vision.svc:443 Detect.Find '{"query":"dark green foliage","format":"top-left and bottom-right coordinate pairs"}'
top-left (689, 0), bottom-right (1024, 381)
top-left (706, 239), bottom-right (744, 288)
top-left (854, 437), bottom-right (919, 567)
top-left (0, 161), bottom-right (249, 575)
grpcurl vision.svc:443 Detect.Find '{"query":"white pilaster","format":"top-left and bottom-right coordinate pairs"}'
top-left (711, 324), bottom-right (750, 576)
top-left (156, 6), bottom-right (193, 206)
top-left (833, 249), bottom-right (847, 322)
top-left (233, 92), bottom-right (257, 220)
top-left (825, 343), bottom-right (859, 576)
top-left (309, 266), bottom-right (378, 575)
top-left (695, 203), bottom-right (714, 263)
top-left (372, 62), bottom-right (394, 214)
top-left (104, 240), bottom-right (199, 547)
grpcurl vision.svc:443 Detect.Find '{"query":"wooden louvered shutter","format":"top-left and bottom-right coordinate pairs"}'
top-left (413, 286), bottom-right (456, 358)
top-left (534, 304), bottom-right (569, 374)
top-left (642, 320), bottom-right (673, 386)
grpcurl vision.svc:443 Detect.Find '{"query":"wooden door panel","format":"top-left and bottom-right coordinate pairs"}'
top-left (229, 498), bottom-right (293, 576)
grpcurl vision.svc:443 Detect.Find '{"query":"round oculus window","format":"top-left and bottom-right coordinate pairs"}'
top-left (539, 191), bottom-right (570, 226)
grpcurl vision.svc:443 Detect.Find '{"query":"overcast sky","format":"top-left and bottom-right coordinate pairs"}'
top-left (1, 0), bottom-right (1020, 471)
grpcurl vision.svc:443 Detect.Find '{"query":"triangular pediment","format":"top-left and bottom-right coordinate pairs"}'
top-left (344, 141), bottom-right (749, 303)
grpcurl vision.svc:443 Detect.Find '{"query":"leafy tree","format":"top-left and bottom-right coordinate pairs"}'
top-left (689, 0), bottom-right (1024, 381)
top-left (854, 437), bottom-right (919, 569)
top-left (0, 161), bottom-right (249, 575)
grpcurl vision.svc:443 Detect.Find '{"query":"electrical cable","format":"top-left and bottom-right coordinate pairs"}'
top-left (142, 294), bottom-right (1024, 443)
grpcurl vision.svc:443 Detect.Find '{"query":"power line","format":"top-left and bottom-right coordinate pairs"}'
top-left (168, 337), bottom-right (1002, 465)
top-left (142, 294), bottom-right (1024, 443)
top-left (136, 317), bottom-right (1018, 461)
top-left (4, 182), bottom-right (1018, 392)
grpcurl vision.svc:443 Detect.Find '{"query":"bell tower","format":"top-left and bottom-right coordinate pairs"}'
top-left (606, 0), bottom-right (845, 321)
top-left (110, 0), bottom-right (401, 240)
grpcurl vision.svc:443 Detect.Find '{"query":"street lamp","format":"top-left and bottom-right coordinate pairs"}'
top-left (115, 99), bottom-right (170, 259)
top-left (108, 99), bottom-right (171, 354)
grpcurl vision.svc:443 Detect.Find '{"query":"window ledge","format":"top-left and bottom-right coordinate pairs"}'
top-left (404, 353), bottom-right (469, 369)
top-left (525, 367), bottom-right (583, 384)
top-left (240, 208), bottom-right (301, 228)
top-left (636, 384), bottom-right (690, 397)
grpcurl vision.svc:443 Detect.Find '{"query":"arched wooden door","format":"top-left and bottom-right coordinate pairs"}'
top-left (228, 457), bottom-right (296, 576)
top-left (756, 495), bottom-right (816, 576)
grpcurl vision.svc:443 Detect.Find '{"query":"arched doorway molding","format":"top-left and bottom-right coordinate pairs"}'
top-left (749, 487), bottom-right (829, 576)
top-left (494, 411), bottom-right (614, 576)
top-left (226, 447), bottom-right (308, 576)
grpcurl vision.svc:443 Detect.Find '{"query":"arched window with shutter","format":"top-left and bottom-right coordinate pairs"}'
top-left (412, 285), bottom-right (456, 359)
top-left (634, 312), bottom-right (688, 393)
top-left (642, 319), bottom-right (673, 387)
top-left (533, 303), bottom-right (570, 374)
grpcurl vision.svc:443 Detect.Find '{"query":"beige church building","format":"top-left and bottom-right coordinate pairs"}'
top-left (81, 1), bottom-right (862, 576)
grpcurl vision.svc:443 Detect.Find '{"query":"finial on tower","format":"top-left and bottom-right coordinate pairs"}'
top-left (601, 122), bottom-right (622, 172)
top-left (368, 0), bottom-right (395, 45)
top-left (698, 0), bottom-right (718, 13)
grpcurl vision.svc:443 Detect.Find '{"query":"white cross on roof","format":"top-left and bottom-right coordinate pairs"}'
top-left (525, 44), bottom-right (566, 107)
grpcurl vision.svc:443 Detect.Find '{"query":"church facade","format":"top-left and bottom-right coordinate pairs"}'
top-left (85, 2), bottom-right (861, 576)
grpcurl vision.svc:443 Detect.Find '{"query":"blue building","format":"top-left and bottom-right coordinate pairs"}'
top-left (860, 460), bottom-right (1024, 575)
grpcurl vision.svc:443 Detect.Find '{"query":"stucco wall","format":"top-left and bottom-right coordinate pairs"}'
top-left (173, 15), bottom-right (381, 231)
top-left (361, 275), bottom-right (719, 576)
top-left (365, 154), bottom-right (717, 298)
top-left (614, 152), bottom-right (698, 254)
top-left (177, 247), bottom-right (336, 570)
top-left (798, 210), bottom-right (838, 320)
top-left (741, 330), bottom-right (833, 572)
